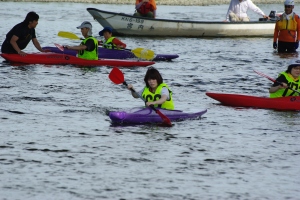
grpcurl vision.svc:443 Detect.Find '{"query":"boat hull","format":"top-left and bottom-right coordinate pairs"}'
top-left (109, 107), bottom-right (207, 124)
top-left (0, 53), bottom-right (155, 67)
top-left (43, 47), bottom-right (179, 61)
top-left (206, 92), bottom-right (300, 111)
top-left (87, 8), bottom-right (275, 37)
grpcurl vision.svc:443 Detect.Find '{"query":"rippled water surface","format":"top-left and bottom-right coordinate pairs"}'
top-left (1, 2), bottom-right (300, 200)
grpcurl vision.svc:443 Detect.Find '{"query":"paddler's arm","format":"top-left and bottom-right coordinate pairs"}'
top-left (269, 82), bottom-right (288, 93)
top-left (112, 38), bottom-right (126, 49)
top-left (32, 38), bottom-right (47, 52)
top-left (10, 35), bottom-right (26, 56)
top-left (127, 84), bottom-right (140, 98)
top-left (136, 0), bottom-right (146, 9)
top-left (65, 45), bottom-right (87, 51)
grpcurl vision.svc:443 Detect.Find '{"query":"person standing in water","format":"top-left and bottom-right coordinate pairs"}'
top-left (1, 11), bottom-right (47, 56)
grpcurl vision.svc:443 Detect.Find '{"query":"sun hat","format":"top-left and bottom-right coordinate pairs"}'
top-left (99, 27), bottom-right (113, 36)
top-left (284, 0), bottom-right (294, 6)
top-left (76, 21), bottom-right (92, 29)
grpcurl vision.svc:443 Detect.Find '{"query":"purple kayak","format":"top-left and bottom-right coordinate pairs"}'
top-left (109, 107), bottom-right (207, 124)
top-left (43, 46), bottom-right (179, 61)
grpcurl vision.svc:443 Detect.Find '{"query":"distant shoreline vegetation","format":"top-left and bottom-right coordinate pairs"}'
top-left (0, 0), bottom-right (297, 6)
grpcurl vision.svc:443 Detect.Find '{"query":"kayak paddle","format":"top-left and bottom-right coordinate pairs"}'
top-left (54, 43), bottom-right (64, 51)
top-left (254, 70), bottom-right (300, 95)
top-left (58, 31), bottom-right (82, 40)
top-left (58, 31), bottom-right (155, 60)
top-left (108, 67), bottom-right (172, 126)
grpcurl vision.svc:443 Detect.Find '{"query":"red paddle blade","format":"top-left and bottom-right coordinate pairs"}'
top-left (109, 67), bottom-right (125, 84)
top-left (156, 110), bottom-right (172, 126)
top-left (149, 105), bottom-right (172, 126)
top-left (253, 70), bottom-right (276, 83)
top-left (54, 43), bottom-right (64, 51)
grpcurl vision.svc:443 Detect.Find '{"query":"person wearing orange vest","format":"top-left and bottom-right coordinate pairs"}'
top-left (273, 0), bottom-right (300, 53)
top-left (133, 0), bottom-right (157, 19)
top-left (269, 59), bottom-right (300, 98)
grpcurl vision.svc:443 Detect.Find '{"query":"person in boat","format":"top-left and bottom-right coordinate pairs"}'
top-left (224, 0), bottom-right (269, 22)
top-left (273, 0), bottom-right (300, 53)
top-left (127, 67), bottom-right (174, 110)
top-left (98, 27), bottom-right (127, 49)
top-left (64, 21), bottom-right (98, 60)
top-left (133, 0), bottom-right (157, 19)
top-left (1, 11), bottom-right (47, 56)
top-left (269, 59), bottom-right (300, 98)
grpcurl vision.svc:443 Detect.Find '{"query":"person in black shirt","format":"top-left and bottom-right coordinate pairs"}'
top-left (1, 11), bottom-right (46, 56)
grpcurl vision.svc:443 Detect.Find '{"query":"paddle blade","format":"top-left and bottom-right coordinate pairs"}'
top-left (58, 31), bottom-right (80, 40)
top-left (150, 106), bottom-right (172, 127)
top-left (54, 43), bottom-right (64, 51)
top-left (132, 48), bottom-right (155, 61)
top-left (254, 70), bottom-right (276, 82)
top-left (109, 67), bottom-right (125, 84)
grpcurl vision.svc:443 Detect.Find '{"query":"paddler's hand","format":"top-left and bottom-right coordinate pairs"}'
top-left (18, 50), bottom-right (26, 57)
top-left (280, 82), bottom-right (288, 89)
top-left (127, 84), bottom-right (133, 90)
top-left (42, 49), bottom-right (51, 52)
top-left (146, 102), bottom-right (155, 107)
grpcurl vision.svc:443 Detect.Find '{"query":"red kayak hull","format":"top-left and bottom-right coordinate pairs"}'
top-left (0, 53), bottom-right (155, 67)
top-left (206, 92), bottom-right (300, 111)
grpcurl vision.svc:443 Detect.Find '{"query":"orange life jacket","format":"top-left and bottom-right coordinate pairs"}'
top-left (138, 1), bottom-right (154, 15)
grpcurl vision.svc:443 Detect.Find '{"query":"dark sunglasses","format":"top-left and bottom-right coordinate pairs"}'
top-left (285, 5), bottom-right (293, 8)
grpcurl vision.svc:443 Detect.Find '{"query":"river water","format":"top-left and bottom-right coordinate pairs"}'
top-left (1, 2), bottom-right (300, 200)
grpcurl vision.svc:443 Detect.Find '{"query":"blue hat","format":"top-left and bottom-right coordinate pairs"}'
top-left (99, 27), bottom-right (113, 36)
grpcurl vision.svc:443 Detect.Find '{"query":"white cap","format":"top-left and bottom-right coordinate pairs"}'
top-left (284, 0), bottom-right (294, 6)
top-left (77, 21), bottom-right (92, 29)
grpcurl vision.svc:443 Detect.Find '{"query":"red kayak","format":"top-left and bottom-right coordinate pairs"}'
top-left (206, 92), bottom-right (300, 111)
top-left (0, 53), bottom-right (155, 67)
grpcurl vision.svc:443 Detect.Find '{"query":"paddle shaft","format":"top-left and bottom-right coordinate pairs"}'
top-left (254, 70), bottom-right (300, 95)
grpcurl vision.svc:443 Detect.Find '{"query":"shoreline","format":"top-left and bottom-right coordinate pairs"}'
top-left (0, 0), bottom-right (298, 6)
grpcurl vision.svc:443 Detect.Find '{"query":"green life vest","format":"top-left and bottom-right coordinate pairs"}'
top-left (142, 83), bottom-right (174, 110)
top-left (78, 36), bottom-right (98, 60)
top-left (270, 72), bottom-right (300, 98)
top-left (103, 37), bottom-right (117, 49)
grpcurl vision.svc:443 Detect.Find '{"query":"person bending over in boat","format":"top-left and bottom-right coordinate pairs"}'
top-left (269, 59), bottom-right (300, 98)
top-left (224, 0), bottom-right (269, 22)
top-left (273, 0), bottom-right (300, 53)
top-left (1, 11), bottom-right (48, 56)
top-left (127, 67), bottom-right (174, 110)
top-left (64, 21), bottom-right (98, 60)
top-left (98, 27), bottom-right (126, 50)
top-left (133, 0), bottom-right (157, 19)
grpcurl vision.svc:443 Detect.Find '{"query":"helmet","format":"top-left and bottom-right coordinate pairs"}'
top-left (284, 0), bottom-right (294, 6)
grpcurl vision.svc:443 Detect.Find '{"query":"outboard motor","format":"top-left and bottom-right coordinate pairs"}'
top-left (259, 11), bottom-right (282, 21)
top-left (269, 10), bottom-right (282, 21)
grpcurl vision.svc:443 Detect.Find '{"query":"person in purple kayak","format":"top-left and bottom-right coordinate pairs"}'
top-left (1, 11), bottom-right (47, 56)
top-left (269, 59), bottom-right (300, 98)
top-left (127, 67), bottom-right (174, 110)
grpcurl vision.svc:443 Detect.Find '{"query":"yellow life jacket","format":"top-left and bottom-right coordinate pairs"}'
top-left (103, 37), bottom-right (118, 49)
top-left (277, 13), bottom-right (298, 31)
top-left (78, 36), bottom-right (98, 60)
top-left (270, 72), bottom-right (300, 98)
top-left (142, 83), bottom-right (174, 110)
